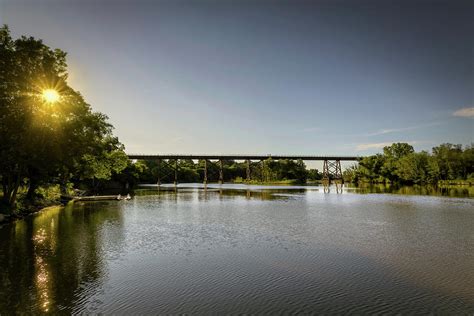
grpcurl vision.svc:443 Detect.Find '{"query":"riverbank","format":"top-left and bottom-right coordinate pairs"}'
top-left (0, 193), bottom-right (134, 225)
top-left (438, 180), bottom-right (474, 186)
top-left (0, 203), bottom-right (65, 226)
top-left (348, 179), bottom-right (474, 186)
top-left (232, 179), bottom-right (311, 185)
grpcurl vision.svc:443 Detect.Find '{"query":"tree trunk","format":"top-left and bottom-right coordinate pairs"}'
top-left (59, 169), bottom-right (70, 196)
top-left (9, 178), bottom-right (20, 205)
top-left (26, 177), bottom-right (38, 201)
top-left (2, 179), bottom-right (8, 203)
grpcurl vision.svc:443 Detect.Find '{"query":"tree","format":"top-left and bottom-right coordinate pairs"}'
top-left (358, 154), bottom-right (385, 182)
top-left (307, 168), bottom-right (322, 181)
top-left (342, 165), bottom-right (358, 183)
top-left (0, 25), bottom-right (127, 211)
top-left (381, 143), bottom-right (414, 182)
top-left (396, 152), bottom-right (429, 184)
top-left (113, 160), bottom-right (148, 190)
top-left (1, 25), bottom-right (69, 208)
top-left (462, 144), bottom-right (474, 180)
top-left (432, 143), bottom-right (464, 180)
top-left (383, 143), bottom-right (415, 159)
top-left (79, 148), bottom-right (128, 192)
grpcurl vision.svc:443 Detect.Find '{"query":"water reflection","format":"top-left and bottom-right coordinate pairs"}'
top-left (0, 202), bottom-right (125, 314)
top-left (346, 183), bottom-right (474, 198)
top-left (135, 185), bottom-right (312, 201)
top-left (0, 185), bottom-right (473, 313)
top-left (138, 182), bottom-right (474, 198)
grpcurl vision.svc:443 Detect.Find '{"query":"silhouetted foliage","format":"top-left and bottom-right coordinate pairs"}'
top-left (0, 26), bottom-right (127, 212)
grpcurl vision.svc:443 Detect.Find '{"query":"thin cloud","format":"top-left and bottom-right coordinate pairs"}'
top-left (356, 141), bottom-right (423, 151)
top-left (453, 107), bottom-right (474, 118)
top-left (366, 122), bottom-right (442, 137)
top-left (301, 127), bottom-right (321, 132)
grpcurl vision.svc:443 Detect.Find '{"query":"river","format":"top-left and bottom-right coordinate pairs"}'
top-left (1, 184), bottom-right (473, 314)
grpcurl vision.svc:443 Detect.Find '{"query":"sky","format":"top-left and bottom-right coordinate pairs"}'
top-left (1, 0), bottom-right (473, 167)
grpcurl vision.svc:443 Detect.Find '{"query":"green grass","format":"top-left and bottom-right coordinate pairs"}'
top-left (233, 179), bottom-right (304, 185)
top-left (438, 180), bottom-right (474, 186)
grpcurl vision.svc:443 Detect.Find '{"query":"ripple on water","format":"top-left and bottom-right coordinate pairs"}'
top-left (1, 186), bottom-right (473, 314)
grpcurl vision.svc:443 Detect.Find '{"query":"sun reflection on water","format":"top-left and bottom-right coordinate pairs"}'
top-left (32, 209), bottom-right (61, 312)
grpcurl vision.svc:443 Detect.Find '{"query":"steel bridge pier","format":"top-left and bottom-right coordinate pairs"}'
top-left (246, 159), bottom-right (251, 181)
top-left (322, 159), bottom-right (343, 193)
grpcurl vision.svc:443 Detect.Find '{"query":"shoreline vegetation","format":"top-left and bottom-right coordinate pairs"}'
top-left (344, 142), bottom-right (474, 185)
top-left (1, 26), bottom-right (473, 220)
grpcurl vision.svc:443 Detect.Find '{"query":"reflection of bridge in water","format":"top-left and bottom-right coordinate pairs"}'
top-left (128, 154), bottom-right (360, 192)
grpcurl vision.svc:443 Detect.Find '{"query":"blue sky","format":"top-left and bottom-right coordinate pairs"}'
top-left (2, 0), bottom-right (473, 165)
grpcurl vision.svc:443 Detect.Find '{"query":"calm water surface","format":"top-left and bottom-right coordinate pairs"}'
top-left (1, 184), bottom-right (473, 314)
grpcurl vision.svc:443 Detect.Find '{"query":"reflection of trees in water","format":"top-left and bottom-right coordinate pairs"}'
top-left (347, 184), bottom-right (473, 198)
top-left (0, 202), bottom-right (125, 314)
top-left (135, 187), bottom-right (309, 201)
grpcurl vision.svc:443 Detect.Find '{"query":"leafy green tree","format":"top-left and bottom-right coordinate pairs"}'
top-left (426, 155), bottom-right (441, 183)
top-left (79, 148), bottom-right (128, 192)
top-left (432, 143), bottom-right (464, 180)
top-left (358, 154), bottom-right (385, 182)
top-left (395, 152), bottom-right (429, 184)
top-left (342, 165), bottom-right (358, 183)
top-left (461, 144), bottom-right (474, 179)
top-left (113, 160), bottom-right (148, 189)
top-left (0, 25), bottom-right (126, 211)
top-left (307, 168), bottom-right (322, 181)
top-left (380, 143), bottom-right (414, 182)
top-left (383, 142), bottom-right (415, 158)
top-left (0, 25), bottom-right (69, 208)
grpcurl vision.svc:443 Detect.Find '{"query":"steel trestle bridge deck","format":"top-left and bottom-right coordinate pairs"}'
top-left (127, 154), bottom-right (360, 161)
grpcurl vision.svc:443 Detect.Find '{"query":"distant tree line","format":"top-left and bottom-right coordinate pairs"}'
top-left (344, 143), bottom-right (474, 184)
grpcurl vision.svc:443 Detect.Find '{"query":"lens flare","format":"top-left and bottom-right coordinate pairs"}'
top-left (42, 89), bottom-right (60, 103)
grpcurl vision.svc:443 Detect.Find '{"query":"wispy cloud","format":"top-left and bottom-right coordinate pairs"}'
top-left (366, 122), bottom-right (442, 137)
top-left (301, 127), bottom-right (321, 132)
top-left (170, 136), bottom-right (184, 143)
top-left (453, 107), bottom-right (474, 118)
top-left (356, 140), bottom-right (425, 151)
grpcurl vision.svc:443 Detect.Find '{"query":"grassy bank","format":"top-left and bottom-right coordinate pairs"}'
top-left (438, 180), bottom-right (473, 186)
top-left (347, 179), bottom-right (474, 187)
top-left (232, 179), bottom-right (306, 185)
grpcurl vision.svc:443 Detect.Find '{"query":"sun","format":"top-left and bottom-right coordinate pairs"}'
top-left (42, 89), bottom-right (60, 103)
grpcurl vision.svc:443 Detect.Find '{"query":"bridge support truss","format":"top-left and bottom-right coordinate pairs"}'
top-left (156, 159), bottom-right (180, 186)
top-left (322, 159), bottom-right (343, 193)
top-left (219, 160), bottom-right (224, 184)
top-left (246, 159), bottom-right (251, 181)
top-left (203, 160), bottom-right (208, 184)
top-left (202, 159), bottom-right (225, 185)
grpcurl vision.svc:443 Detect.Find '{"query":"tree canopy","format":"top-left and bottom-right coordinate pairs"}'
top-left (0, 25), bottom-right (127, 212)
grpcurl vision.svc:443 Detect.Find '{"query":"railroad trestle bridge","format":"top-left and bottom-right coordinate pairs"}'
top-left (127, 154), bottom-right (360, 189)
